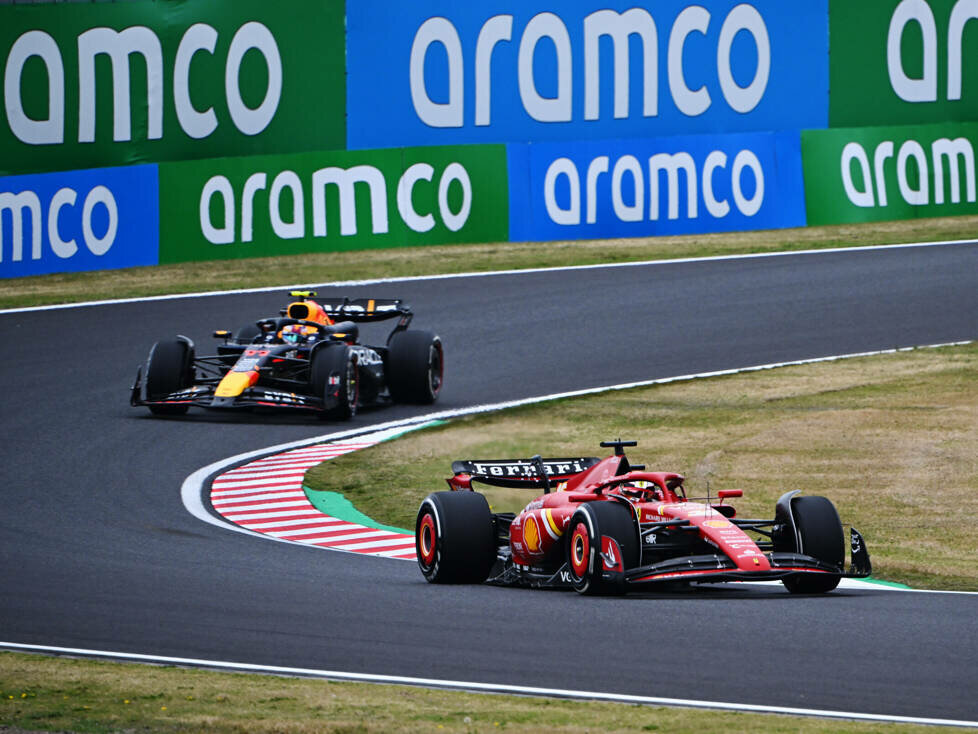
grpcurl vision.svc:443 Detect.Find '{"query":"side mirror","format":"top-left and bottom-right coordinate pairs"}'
top-left (718, 489), bottom-right (742, 500)
top-left (213, 329), bottom-right (230, 339)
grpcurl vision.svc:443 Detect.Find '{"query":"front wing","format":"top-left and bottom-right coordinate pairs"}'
top-left (628, 525), bottom-right (870, 587)
top-left (130, 367), bottom-right (327, 413)
top-left (488, 528), bottom-right (871, 590)
top-left (624, 550), bottom-right (863, 586)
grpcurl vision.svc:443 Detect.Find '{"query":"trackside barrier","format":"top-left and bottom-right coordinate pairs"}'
top-left (0, 164), bottom-right (158, 278)
top-left (346, 0), bottom-right (828, 148)
top-left (802, 122), bottom-right (978, 225)
top-left (3, 0), bottom-right (977, 279)
top-left (828, 0), bottom-right (978, 127)
top-left (0, 0), bottom-right (345, 176)
top-left (507, 130), bottom-right (806, 241)
top-left (157, 144), bottom-right (509, 264)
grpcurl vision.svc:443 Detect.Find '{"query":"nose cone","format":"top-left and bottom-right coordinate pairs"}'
top-left (215, 371), bottom-right (258, 397)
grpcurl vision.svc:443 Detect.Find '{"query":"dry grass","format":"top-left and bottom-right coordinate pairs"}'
top-left (4, 215), bottom-right (977, 309)
top-left (306, 342), bottom-right (978, 590)
top-left (0, 652), bottom-right (951, 734)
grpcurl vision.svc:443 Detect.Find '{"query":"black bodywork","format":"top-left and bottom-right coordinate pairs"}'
top-left (131, 295), bottom-right (441, 418)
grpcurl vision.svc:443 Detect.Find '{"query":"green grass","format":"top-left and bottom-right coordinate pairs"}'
top-left (3, 215), bottom-right (976, 309)
top-left (305, 342), bottom-right (978, 591)
top-left (0, 652), bottom-right (958, 733)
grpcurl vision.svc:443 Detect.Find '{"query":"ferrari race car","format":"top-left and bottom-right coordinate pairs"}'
top-left (416, 440), bottom-right (871, 595)
top-left (131, 292), bottom-right (443, 419)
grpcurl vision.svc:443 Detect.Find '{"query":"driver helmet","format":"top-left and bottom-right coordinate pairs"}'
top-left (279, 324), bottom-right (316, 344)
top-left (621, 480), bottom-right (656, 501)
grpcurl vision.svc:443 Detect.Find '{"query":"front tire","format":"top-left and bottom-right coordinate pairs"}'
top-left (415, 491), bottom-right (495, 584)
top-left (312, 346), bottom-right (358, 421)
top-left (781, 495), bottom-right (845, 594)
top-left (387, 330), bottom-right (443, 404)
top-left (145, 339), bottom-right (193, 416)
top-left (567, 500), bottom-right (639, 596)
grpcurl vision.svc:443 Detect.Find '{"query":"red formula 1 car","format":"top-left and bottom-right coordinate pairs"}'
top-left (416, 440), bottom-right (871, 595)
top-left (131, 292), bottom-right (443, 419)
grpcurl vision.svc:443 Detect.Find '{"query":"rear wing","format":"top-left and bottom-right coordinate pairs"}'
top-left (451, 457), bottom-right (601, 489)
top-left (318, 297), bottom-right (412, 324)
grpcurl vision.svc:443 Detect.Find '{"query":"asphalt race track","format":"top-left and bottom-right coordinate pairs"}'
top-left (2, 242), bottom-right (977, 723)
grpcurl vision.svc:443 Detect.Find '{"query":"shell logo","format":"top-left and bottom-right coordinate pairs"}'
top-left (704, 520), bottom-right (731, 528)
top-left (524, 515), bottom-right (541, 553)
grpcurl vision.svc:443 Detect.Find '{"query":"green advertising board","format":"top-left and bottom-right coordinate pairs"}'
top-left (0, 0), bottom-right (344, 176)
top-left (830, 0), bottom-right (978, 127)
top-left (802, 122), bottom-right (978, 224)
top-left (158, 145), bottom-right (509, 263)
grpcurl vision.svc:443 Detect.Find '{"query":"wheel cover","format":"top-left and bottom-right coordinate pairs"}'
top-left (570, 523), bottom-right (590, 579)
top-left (418, 513), bottom-right (437, 567)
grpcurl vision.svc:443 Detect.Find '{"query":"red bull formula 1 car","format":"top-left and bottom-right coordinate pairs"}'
top-left (131, 292), bottom-right (443, 419)
top-left (416, 440), bottom-right (871, 595)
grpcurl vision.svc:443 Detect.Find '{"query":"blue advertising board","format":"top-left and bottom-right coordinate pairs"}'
top-left (347, 0), bottom-right (828, 148)
top-left (0, 164), bottom-right (159, 278)
top-left (508, 130), bottom-right (805, 241)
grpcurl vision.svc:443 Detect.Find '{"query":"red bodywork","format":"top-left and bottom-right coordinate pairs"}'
top-left (448, 454), bottom-right (838, 585)
top-left (422, 444), bottom-right (871, 593)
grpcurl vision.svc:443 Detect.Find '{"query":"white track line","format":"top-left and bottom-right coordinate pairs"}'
top-left (0, 642), bottom-right (974, 728)
top-left (3, 238), bottom-right (975, 314)
top-left (181, 336), bottom-right (978, 599)
top-left (6, 244), bottom-right (975, 722)
top-left (182, 339), bottom-right (975, 558)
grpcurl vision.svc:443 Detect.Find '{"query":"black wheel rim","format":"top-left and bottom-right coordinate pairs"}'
top-left (428, 343), bottom-right (443, 397)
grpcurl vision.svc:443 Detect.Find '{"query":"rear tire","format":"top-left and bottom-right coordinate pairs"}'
top-left (416, 491), bottom-right (495, 584)
top-left (312, 346), bottom-right (358, 421)
top-left (567, 501), bottom-right (639, 596)
top-left (387, 330), bottom-right (443, 404)
top-left (781, 495), bottom-right (844, 594)
top-left (145, 339), bottom-right (193, 416)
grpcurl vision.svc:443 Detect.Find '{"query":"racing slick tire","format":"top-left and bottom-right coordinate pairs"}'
top-left (567, 500), bottom-right (639, 596)
top-left (233, 324), bottom-right (262, 344)
top-left (416, 491), bottom-right (495, 584)
top-left (780, 495), bottom-right (845, 594)
top-left (312, 345), bottom-right (358, 421)
top-left (145, 339), bottom-right (194, 416)
top-left (387, 330), bottom-right (443, 404)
